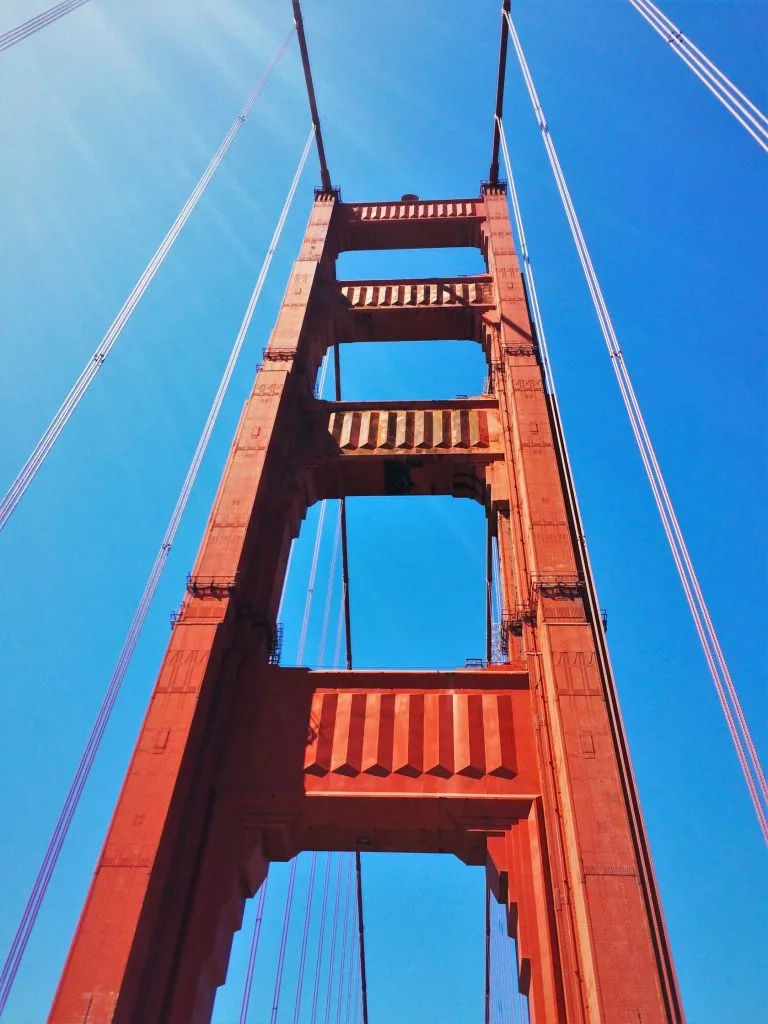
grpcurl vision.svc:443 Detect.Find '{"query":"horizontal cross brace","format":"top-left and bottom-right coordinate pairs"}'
top-left (333, 275), bottom-right (495, 343)
top-left (315, 399), bottom-right (503, 458)
top-left (337, 198), bottom-right (485, 252)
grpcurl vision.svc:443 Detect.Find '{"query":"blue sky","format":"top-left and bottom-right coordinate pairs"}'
top-left (0, 1), bottom-right (766, 1021)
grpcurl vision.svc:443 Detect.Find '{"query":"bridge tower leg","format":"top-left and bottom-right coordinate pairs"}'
top-left (49, 187), bottom-right (683, 1023)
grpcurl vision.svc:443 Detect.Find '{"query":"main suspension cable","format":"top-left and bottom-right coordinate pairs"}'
top-left (0, 127), bottom-right (315, 1014)
top-left (504, 8), bottom-right (768, 842)
top-left (0, 0), bottom-right (92, 53)
top-left (0, 27), bottom-right (295, 533)
top-left (628, 0), bottom-right (768, 152)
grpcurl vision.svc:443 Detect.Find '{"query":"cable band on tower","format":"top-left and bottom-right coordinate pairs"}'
top-left (0, 28), bottom-right (295, 533)
top-left (0, 127), bottom-right (315, 1014)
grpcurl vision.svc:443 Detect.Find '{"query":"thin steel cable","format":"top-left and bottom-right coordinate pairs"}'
top-left (628, 0), bottom-right (768, 151)
top-left (490, 901), bottom-right (502, 1024)
top-left (353, 850), bottom-right (369, 1024)
top-left (510, 67), bottom-right (768, 828)
top-left (291, 852), bottom-right (319, 1024)
top-left (239, 878), bottom-right (270, 1024)
top-left (502, 906), bottom-right (520, 1024)
top-left (504, 9), bottom-right (768, 842)
top-left (333, 580), bottom-right (346, 668)
top-left (270, 858), bottom-right (299, 1024)
top-left (0, 28), bottom-right (295, 533)
top-left (485, 884), bottom-right (491, 1024)
top-left (318, 507), bottom-right (342, 665)
top-left (331, 352), bottom-right (368, 1024)
top-left (277, 350), bottom-right (330, 626)
top-left (322, 854), bottom-right (346, 1024)
top-left (0, 128), bottom-right (315, 1013)
top-left (296, 502), bottom-right (328, 664)
top-left (497, 904), bottom-right (512, 1024)
top-left (498, 101), bottom-right (684, 1009)
top-left (506, 23), bottom-right (768, 833)
top-left (634, 0), bottom-right (767, 129)
top-left (0, 0), bottom-right (91, 53)
top-left (295, 352), bottom-right (333, 664)
top-left (344, 905), bottom-right (360, 1024)
top-left (310, 852), bottom-right (334, 1024)
top-left (334, 857), bottom-right (355, 1024)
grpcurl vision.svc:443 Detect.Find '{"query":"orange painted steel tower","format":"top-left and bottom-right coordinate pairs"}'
top-left (49, 187), bottom-right (684, 1023)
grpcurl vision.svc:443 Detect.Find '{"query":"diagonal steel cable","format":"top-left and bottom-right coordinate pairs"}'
top-left (0, 0), bottom-right (92, 53)
top-left (628, 0), bottom-right (768, 151)
top-left (239, 877), bottom-right (270, 1024)
top-left (0, 28), bottom-right (295, 533)
top-left (503, 8), bottom-right (767, 841)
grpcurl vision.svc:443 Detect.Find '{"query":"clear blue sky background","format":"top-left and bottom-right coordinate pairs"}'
top-left (0, 1), bottom-right (766, 1021)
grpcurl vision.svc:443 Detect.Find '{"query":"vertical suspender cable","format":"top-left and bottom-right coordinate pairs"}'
top-left (334, 857), bottom-right (354, 1024)
top-left (292, 498), bottom-right (348, 1020)
top-left (628, 0), bottom-right (768, 152)
top-left (333, 345), bottom-right (354, 671)
top-left (354, 851), bottom-right (369, 1024)
top-left (322, 854), bottom-right (345, 1024)
top-left (0, 0), bottom-right (92, 53)
top-left (484, 884), bottom-right (492, 1024)
top-left (0, 127), bottom-right (316, 1013)
top-left (310, 852), bottom-right (334, 1024)
top-left (276, 347), bottom-right (331, 628)
top-left (270, 858), bottom-right (299, 1024)
top-left (296, 501), bottom-right (328, 664)
top-left (486, 513), bottom-right (494, 664)
top-left (503, 8), bottom-right (767, 844)
top-left (317, 508), bottom-right (342, 665)
top-left (291, 853), bottom-right (318, 1023)
top-left (333, 591), bottom-right (346, 669)
top-left (0, 28), bottom-right (295, 533)
top-left (333, 343), bottom-right (369, 1024)
top-left (239, 878), bottom-right (270, 1024)
top-left (295, 352), bottom-right (333, 664)
top-left (344, 902), bottom-right (360, 1024)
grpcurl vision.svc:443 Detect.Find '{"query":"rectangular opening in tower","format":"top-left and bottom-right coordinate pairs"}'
top-left (279, 496), bottom-right (487, 670)
top-left (336, 246), bottom-right (487, 281)
top-left (335, 340), bottom-right (489, 402)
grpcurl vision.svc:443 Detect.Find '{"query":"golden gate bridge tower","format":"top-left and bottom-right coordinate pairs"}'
top-left (50, 177), bottom-right (683, 1020)
top-left (47, 6), bottom-right (684, 1020)
top-left (3, 1), bottom-right (766, 1022)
